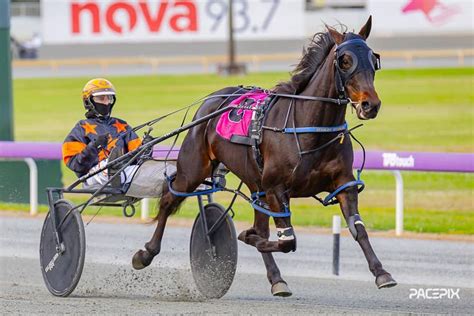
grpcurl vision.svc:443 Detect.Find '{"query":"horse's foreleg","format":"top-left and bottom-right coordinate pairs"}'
top-left (337, 188), bottom-right (397, 288)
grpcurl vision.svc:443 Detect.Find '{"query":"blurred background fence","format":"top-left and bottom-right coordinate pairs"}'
top-left (12, 48), bottom-right (474, 74)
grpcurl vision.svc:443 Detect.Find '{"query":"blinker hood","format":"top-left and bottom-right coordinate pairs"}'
top-left (335, 38), bottom-right (381, 83)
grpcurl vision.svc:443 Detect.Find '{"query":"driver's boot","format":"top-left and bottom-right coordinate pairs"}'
top-left (213, 163), bottom-right (229, 188)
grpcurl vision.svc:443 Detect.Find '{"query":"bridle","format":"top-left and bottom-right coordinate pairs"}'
top-left (333, 36), bottom-right (381, 99)
top-left (266, 35), bottom-right (381, 108)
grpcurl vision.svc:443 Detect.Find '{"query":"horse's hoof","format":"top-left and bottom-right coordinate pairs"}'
top-left (237, 231), bottom-right (246, 242)
top-left (271, 281), bottom-right (292, 297)
top-left (238, 228), bottom-right (256, 242)
top-left (132, 249), bottom-right (152, 270)
top-left (278, 239), bottom-right (297, 253)
top-left (376, 273), bottom-right (397, 289)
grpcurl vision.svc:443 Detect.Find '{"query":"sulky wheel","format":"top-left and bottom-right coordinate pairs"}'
top-left (190, 203), bottom-right (238, 299)
top-left (39, 199), bottom-right (85, 297)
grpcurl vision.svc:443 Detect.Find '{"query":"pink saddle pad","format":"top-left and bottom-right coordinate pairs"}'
top-left (216, 91), bottom-right (268, 140)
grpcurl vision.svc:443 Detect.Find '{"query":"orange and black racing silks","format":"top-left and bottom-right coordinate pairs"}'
top-left (62, 116), bottom-right (142, 176)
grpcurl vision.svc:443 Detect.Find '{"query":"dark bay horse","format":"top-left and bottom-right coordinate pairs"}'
top-left (132, 16), bottom-right (397, 296)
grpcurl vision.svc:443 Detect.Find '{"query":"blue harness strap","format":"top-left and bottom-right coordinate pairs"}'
top-left (283, 122), bottom-right (348, 134)
top-left (322, 180), bottom-right (365, 205)
top-left (321, 170), bottom-right (365, 206)
top-left (166, 175), bottom-right (223, 197)
top-left (250, 192), bottom-right (292, 218)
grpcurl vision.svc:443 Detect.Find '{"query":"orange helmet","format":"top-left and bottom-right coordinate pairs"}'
top-left (82, 78), bottom-right (117, 116)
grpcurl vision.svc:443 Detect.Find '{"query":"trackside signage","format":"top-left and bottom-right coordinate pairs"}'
top-left (353, 151), bottom-right (474, 173)
top-left (368, 0), bottom-right (473, 36)
top-left (382, 153), bottom-right (415, 168)
top-left (41, 0), bottom-right (304, 44)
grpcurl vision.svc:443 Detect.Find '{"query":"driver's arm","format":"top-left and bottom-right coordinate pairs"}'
top-left (122, 121), bottom-right (142, 153)
top-left (62, 122), bottom-right (104, 176)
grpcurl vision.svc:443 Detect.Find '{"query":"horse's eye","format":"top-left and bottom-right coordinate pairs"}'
top-left (338, 54), bottom-right (353, 71)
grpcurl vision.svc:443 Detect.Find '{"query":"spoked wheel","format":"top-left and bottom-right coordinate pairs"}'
top-left (39, 199), bottom-right (85, 297)
top-left (190, 203), bottom-right (238, 299)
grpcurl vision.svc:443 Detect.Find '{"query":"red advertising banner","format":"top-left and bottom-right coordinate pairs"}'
top-left (42, 0), bottom-right (305, 44)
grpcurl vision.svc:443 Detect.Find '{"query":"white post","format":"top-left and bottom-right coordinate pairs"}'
top-left (332, 215), bottom-right (341, 235)
top-left (392, 170), bottom-right (404, 236)
top-left (24, 158), bottom-right (38, 216)
top-left (141, 198), bottom-right (150, 221)
top-left (332, 215), bottom-right (341, 275)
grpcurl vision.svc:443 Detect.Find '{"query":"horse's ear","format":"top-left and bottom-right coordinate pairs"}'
top-left (358, 16), bottom-right (372, 40)
top-left (326, 25), bottom-right (344, 45)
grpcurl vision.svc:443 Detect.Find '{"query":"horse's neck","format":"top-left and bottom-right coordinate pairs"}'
top-left (298, 55), bottom-right (347, 127)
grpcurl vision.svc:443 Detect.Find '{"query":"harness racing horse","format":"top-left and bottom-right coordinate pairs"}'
top-left (132, 17), bottom-right (397, 296)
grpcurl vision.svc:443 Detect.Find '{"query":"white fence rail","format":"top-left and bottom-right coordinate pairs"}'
top-left (0, 157), bottom-right (38, 215)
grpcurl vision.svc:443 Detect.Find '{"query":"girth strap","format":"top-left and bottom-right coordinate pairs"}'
top-left (283, 122), bottom-right (348, 134)
top-left (166, 174), bottom-right (224, 197)
top-left (251, 94), bottom-right (278, 173)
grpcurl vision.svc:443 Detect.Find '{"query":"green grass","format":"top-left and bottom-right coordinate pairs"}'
top-left (356, 67), bottom-right (474, 152)
top-left (8, 67), bottom-right (474, 234)
top-left (14, 68), bottom-right (474, 152)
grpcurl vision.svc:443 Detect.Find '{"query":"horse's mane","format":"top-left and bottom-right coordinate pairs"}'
top-left (275, 27), bottom-right (346, 94)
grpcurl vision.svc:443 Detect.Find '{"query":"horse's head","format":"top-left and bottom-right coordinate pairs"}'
top-left (327, 17), bottom-right (382, 120)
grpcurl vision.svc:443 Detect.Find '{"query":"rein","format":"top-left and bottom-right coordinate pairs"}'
top-left (260, 92), bottom-right (356, 157)
top-left (267, 91), bottom-right (352, 105)
top-left (108, 88), bottom-right (355, 148)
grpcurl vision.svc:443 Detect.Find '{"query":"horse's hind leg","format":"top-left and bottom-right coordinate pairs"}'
top-left (337, 187), bottom-right (397, 289)
top-left (262, 253), bottom-right (292, 296)
top-left (238, 190), bottom-right (293, 296)
top-left (239, 190), bottom-right (296, 254)
top-left (132, 187), bottom-right (185, 270)
top-left (239, 211), bottom-right (292, 296)
top-left (132, 154), bottom-right (212, 270)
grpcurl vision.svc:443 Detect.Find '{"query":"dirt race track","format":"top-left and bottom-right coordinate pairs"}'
top-left (1, 214), bottom-right (473, 314)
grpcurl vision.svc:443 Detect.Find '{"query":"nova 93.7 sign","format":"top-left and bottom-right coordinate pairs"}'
top-left (41, 0), bottom-right (304, 44)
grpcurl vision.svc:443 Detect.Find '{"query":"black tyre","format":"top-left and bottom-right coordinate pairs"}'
top-left (190, 203), bottom-right (238, 299)
top-left (39, 200), bottom-right (85, 297)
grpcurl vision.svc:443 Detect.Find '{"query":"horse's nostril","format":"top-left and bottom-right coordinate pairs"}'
top-left (361, 101), bottom-right (371, 111)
